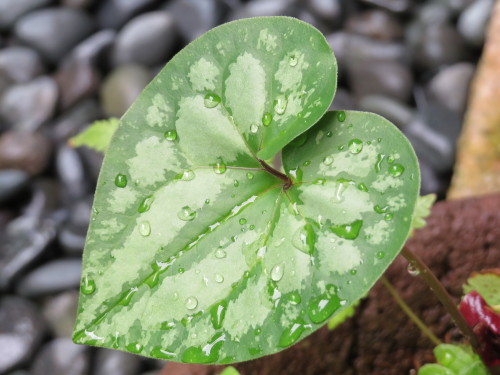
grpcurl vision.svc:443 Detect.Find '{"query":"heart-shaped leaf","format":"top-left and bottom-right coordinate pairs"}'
top-left (73, 17), bottom-right (419, 364)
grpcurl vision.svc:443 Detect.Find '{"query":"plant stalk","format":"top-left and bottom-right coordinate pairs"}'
top-left (380, 276), bottom-right (441, 346)
top-left (400, 247), bottom-right (480, 352)
top-left (258, 159), bottom-right (292, 189)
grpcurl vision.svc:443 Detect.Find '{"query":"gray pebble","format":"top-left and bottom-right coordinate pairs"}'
top-left (458, 0), bottom-right (494, 47)
top-left (97, 0), bottom-right (159, 29)
top-left (56, 146), bottom-right (88, 201)
top-left (0, 0), bottom-right (51, 30)
top-left (0, 76), bottom-right (58, 131)
top-left (31, 338), bottom-right (89, 375)
top-left (94, 349), bottom-right (142, 375)
top-left (67, 29), bottom-right (116, 67)
top-left (101, 64), bottom-right (151, 117)
top-left (42, 291), bottom-right (79, 337)
top-left (307, 0), bottom-right (341, 22)
top-left (0, 131), bottom-right (52, 176)
top-left (348, 59), bottom-right (414, 102)
top-left (16, 259), bottom-right (82, 297)
top-left (428, 63), bottom-right (475, 114)
top-left (0, 170), bottom-right (29, 205)
top-left (0, 47), bottom-right (45, 85)
top-left (420, 160), bottom-right (443, 196)
top-left (329, 88), bottom-right (356, 111)
top-left (358, 95), bottom-right (414, 129)
top-left (415, 3), bottom-right (453, 26)
top-left (52, 99), bottom-right (102, 142)
top-left (359, 0), bottom-right (412, 13)
top-left (55, 61), bottom-right (100, 110)
top-left (410, 23), bottom-right (469, 71)
top-left (345, 10), bottom-right (403, 41)
top-left (59, 200), bottom-right (91, 255)
top-left (14, 8), bottom-right (95, 64)
top-left (112, 11), bottom-right (177, 66)
top-left (168, 0), bottom-right (220, 42)
top-left (0, 297), bottom-right (46, 373)
top-left (62, 0), bottom-right (96, 9)
top-left (229, 0), bottom-right (297, 20)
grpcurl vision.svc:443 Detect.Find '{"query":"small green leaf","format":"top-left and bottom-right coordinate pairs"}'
top-left (463, 270), bottom-right (500, 308)
top-left (410, 194), bottom-right (436, 235)
top-left (418, 364), bottom-right (455, 375)
top-left (74, 17), bottom-right (419, 364)
top-left (327, 298), bottom-right (360, 330)
top-left (70, 118), bottom-right (119, 152)
top-left (219, 366), bottom-right (240, 375)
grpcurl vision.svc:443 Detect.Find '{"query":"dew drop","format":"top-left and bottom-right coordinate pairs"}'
top-left (249, 224), bottom-right (255, 230)
top-left (139, 221), bottom-right (151, 237)
top-left (303, 160), bottom-right (311, 167)
top-left (262, 112), bottom-right (272, 126)
top-left (292, 224), bottom-right (316, 255)
top-left (326, 131), bottom-right (333, 137)
top-left (289, 55), bottom-right (298, 66)
top-left (278, 318), bottom-right (306, 348)
top-left (288, 292), bottom-right (302, 305)
top-left (314, 178), bottom-right (326, 185)
top-left (337, 111), bottom-right (346, 122)
top-left (178, 268), bottom-right (185, 274)
top-left (210, 301), bottom-right (227, 329)
top-left (407, 262), bottom-right (420, 276)
top-left (387, 155), bottom-right (395, 164)
top-left (180, 169), bottom-right (195, 181)
top-left (214, 274), bottom-right (224, 283)
top-left (388, 163), bottom-right (405, 177)
top-left (178, 206), bottom-right (196, 221)
top-left (138, 195), bottom-right (154, 213)
top-left (239, 218), bottom-right (247, 225)
top-left (274, 96), bottom-right (287, 115)
top-left (270, 264), bottom-right (284, 281)
top-left (164, 130), bottom-right (177, 141)
top-left (308, 285), bottom-right (344, 324)
top-left (115, 174), bottom-right (128, 188)
top-left (185, 296), bottom-right (198, 310)
top-left (246, 172), bottom-right (254, 180)
top-left (213, 161), bottom-right (227, 174)
top-left (376, 251), bottom-right (386, 259)
top-left (375, 154), bottom-right (385, 173)
top-left (204, 93), bottom-right (221, 108)
top-left (323, 155), bottom-right (333, 166)
top-left (233, 180), bottom-right (239, 188)
top-left (384, 213), bottom-right (394, 221)
top-left (357, 183), bottom-right (369, 192)
top-left (348, 139), bottom-right (363, 154)
top-left (374, 205), bottom-right (389, 214)
top-left (151, 347), bottom-right (176, 359)
top-left (254, 328), bottom-right (262, 335)
top-left (126, 342), bottom-right (144, 354)
top-left (81, 276), bottom-right (96, 295)
top-left (215, 248), bottom-right (226, 259)
top-left (205, 199), bottom-right (210, 204)
top-left (330, 220), bottom-right (363, 240)
top-left (250, 124), bottom-right (259, 134)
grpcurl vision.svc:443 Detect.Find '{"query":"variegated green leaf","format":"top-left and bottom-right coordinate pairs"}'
top-left (74, 17), bottom-right (419, 365)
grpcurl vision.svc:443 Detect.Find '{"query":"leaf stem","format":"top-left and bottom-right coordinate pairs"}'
top-left (400, 247), bottom-right (480, 353)
top-left (258, 159), bottom-right (292, 189)
top-left (380, 276), bottom-right (441, 346)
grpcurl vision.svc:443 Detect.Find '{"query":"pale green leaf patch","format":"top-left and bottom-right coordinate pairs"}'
top-left (70, 118), bottom-right (119, 153)
top-left (410, 194), bottom-right (436, 236)
top-left (463, 270), bottom-right (500, 308)
top-left (74, 17), bottom-right (420, 365)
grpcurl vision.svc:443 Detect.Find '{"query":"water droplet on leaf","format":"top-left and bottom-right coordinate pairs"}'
top-left (407, 262), bottom-right (420, 276)
top-left (323, 156), bottom-right (333, 166)
top-left (115, 174), bottom-right (127, 188)
top-left (164, 130), bottom-right (177, 141)
top-left (139, 221), bottom-right (151, 236)
top-left (81, 276), bottom-right (96, 295)
top-left (271, 264), bottom-right (284, 281)
top-left (204, 93), bottom-right (221, 108)
top-left (289, 55), bottom-right (298, 66)
top-left (250, 124), bottom-right (259, 134)
top-left (215, 248), bottom-right (226, 259)
top-left (138, 195), bottom-right (154, 213)
top-left (213, 162), bottom-right (227, 174)
top-left (330, 220), bottom-right (363, 240)
top-left (292, 224), bottom-right (316, 254)
top-left (337, 111), bottom-right (346, 122)
top-left (274, 96), bottom-right (287, 115)
top-left (308, 285), bottom-right (344, 324)
top-left (178, 206), bottom-right (196, 221)
top-left (185, 296), bottom-right (198, 310)
top-left (388, 163), bottom-right (405, 177)
top-left (214, 274), bottom-right (224, 283)
top-left (278, 318), bottom-right (306, 348)
top-left (239, 218), bottom-right (247, 225)
top-left (262, 112), bottom-right (272, 126)
top-left (246, 172), bottom-right (254, 180)
top-left (348, 139), bottom-right (363, 154)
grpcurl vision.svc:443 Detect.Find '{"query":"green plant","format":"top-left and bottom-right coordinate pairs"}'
top-left (71, 16), bottom-right (494, 372)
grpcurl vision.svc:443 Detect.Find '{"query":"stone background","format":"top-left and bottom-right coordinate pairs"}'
top-left (0, 0), bottom-right (495, 374)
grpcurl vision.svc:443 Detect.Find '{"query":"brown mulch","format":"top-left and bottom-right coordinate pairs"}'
top-left (161, 194), bottom-right (500, 375)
